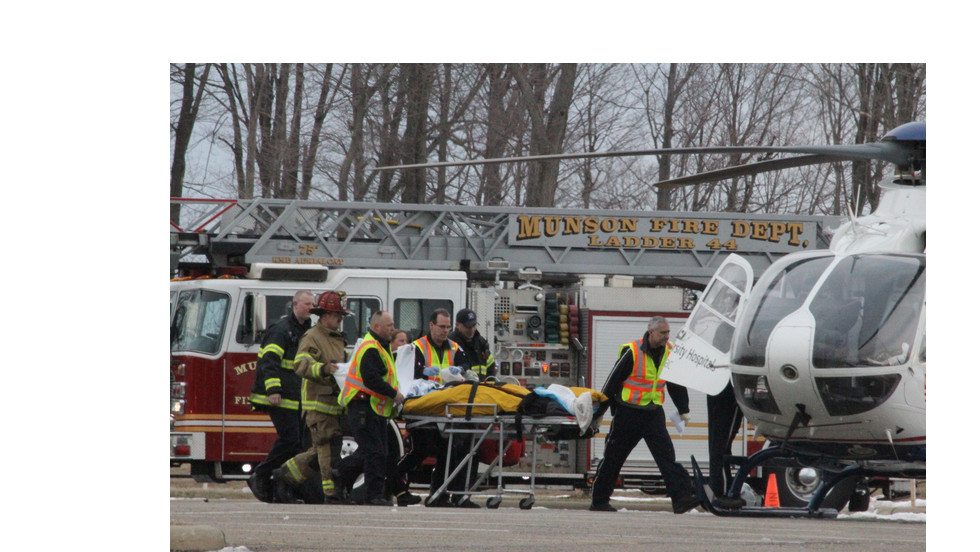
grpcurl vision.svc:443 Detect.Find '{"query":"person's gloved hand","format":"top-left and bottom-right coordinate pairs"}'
top-left (680, 412), bottom-right (691, 423)
top-left (448, 366), bottom-right (462, 375)
top-left (423, 366), bottom-right (440, 377)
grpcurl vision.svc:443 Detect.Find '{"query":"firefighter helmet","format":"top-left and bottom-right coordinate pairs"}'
top-left (311, 291), bottom-right (351, 316)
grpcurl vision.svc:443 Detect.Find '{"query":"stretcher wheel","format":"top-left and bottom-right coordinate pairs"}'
top-left (519, 497), bottom-right (535, 510)
top-left (486, 496), bottom-right (502, 509)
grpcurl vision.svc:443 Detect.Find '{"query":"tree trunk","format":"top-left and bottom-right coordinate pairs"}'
top-left (256, 64), bottom-right (277, 198)
top-left (482, 64), bottom-right (509, 206)
top-left (281, 63), bottom-right (303, 199)
top-left (376, 67), bottom-right (407, 203)
top-left (216, 64), bottom-right (248, 198)
top-left (170, 63), bottom-right (211, 225)
top-left (302, 64), bottom-right (335, 200)
top-left (510, 63), bottom-right (577, 207)
top-left (399, 63), bottom-right (434, 204)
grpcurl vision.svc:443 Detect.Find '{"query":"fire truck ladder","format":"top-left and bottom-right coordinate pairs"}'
top-left (170, 198), bottom-right (836, 287)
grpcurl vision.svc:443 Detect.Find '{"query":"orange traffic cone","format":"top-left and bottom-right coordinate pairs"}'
top-left (764, 473), bottom-right (780, 507)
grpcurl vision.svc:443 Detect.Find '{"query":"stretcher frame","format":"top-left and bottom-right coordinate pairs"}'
top-left (402, 403), bottom-right (586, 509)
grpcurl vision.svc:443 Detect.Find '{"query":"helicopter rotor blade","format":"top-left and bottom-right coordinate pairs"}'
top-left (653, 154), bottom-right (838, 189)
top-left (371, 139), bottom-right (921, 174)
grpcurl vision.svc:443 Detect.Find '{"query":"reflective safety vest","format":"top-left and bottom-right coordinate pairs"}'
top-left (618, 340), bottom-right (671, 407)
top-left (339, 333), bottom-right (400, 418)
top-left (413, 336), bottom-right (460, 383)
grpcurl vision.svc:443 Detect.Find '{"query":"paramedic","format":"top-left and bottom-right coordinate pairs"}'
top-left (412, 309), bottom-right (468, 381)
top-left (449, 308), bottom-right (498, 381)
top-left (333, 310), bottom-right (404, 506)
top-left (590, 316), bottom-right (700, 514)
top-left (247, 290), bottom-right (314, 503)
top-left (271, 291), bottom-right (349, 504)
top-left (385, 329), bottom-right (422, 506)
top-left (398, 309), bottom-right (478, 507)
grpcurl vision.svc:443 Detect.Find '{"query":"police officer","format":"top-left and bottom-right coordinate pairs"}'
top-left (449, 308), bottom-right (498, 381)
top-left (333, 310), bottom-right (404, 506)
top-left (272, 291), bottom-right (350, 504)
top-left (590, 316), bottom-right (699, 514)
top-left (247, 290), bottom-right (314, 503)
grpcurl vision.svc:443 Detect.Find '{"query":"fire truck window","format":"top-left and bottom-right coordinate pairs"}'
top-left (342, 297), bottom-right (382, 345)
top-left (394, 298), bottom-right (454, 342)
top-left (171, 289), bottom-right (230, 355)
top-left (267, 296), bottom-right (293, 323)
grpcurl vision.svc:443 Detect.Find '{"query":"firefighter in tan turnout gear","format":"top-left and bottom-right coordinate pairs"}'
top-left (272, 291), bottom-right (351, 504)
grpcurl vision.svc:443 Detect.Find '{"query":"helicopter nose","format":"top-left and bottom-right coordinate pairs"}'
top-left (766, 324), bottom-right (818, 415)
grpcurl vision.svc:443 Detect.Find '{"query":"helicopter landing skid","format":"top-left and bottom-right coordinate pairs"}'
top-left (691, 457), bottom-right (839, 518)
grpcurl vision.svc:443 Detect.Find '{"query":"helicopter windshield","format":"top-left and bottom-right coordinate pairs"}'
top-left (731, 253), bottom-right (834, 367)
top-left (810, 254), bottom-right (925, 368)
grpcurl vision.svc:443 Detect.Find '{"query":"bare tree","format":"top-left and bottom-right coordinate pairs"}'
top-left (171, 63), bottom-right (211, 224)
top-left (509, 63), bottom-right (578, 207)
top-left (301, 64), bottom-right (342, 200)
top-left (398, 63), bottom-right (435, 204)
top-left (174, 63), bottom-right (924, 217)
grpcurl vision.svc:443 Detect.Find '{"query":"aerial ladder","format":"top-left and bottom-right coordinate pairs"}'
top-left (170, 198), bottom-right (837, 289)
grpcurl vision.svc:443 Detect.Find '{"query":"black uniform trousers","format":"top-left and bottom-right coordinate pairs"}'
top-left (706, 382), bottom-right (744, 496)
top-left (592, 403), bottom-right (692, 504)
top-left (391, 427), bottom-right (475, 499)
top-left (335, 399), bottom-right (389, 501)
top-left (254, 406), bottom-right (310, 479)
top-left (391, 426), bottom-right (438, 495)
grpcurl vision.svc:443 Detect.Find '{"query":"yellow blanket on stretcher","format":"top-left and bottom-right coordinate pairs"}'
top-left (400, 382), bottom-right (605, 417)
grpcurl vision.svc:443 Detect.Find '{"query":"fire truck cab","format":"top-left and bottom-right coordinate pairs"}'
top-left (170, 262), bottom-right (467, 482)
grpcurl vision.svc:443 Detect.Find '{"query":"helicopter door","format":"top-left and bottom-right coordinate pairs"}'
top-left (661, 254), bottom-right (753, 395)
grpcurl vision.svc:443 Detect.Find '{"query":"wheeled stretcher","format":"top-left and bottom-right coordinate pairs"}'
top-left (402, 404), bottom-right (590, 509)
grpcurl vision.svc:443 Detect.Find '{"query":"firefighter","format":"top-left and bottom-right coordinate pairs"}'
top-left (589, 316), bottom-right (700, 514)
top-left (247, 290), bottom-right (314, 503)
top-left (449, 308), bottom-right (498, 381)
top-left (272, 291), bottom-right (350, 504)
top-left (333, 310), bottom-right (404, 506)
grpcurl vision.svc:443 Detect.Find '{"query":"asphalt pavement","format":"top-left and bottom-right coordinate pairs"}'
top-left (171, 476), bottom-right (926, 552)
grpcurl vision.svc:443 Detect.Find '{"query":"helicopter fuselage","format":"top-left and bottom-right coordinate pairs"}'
top-left (729, 249), bottom-right (926, 471)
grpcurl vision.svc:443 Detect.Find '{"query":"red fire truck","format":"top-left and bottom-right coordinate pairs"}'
top-left (170, 262), bottom-right (467, 481)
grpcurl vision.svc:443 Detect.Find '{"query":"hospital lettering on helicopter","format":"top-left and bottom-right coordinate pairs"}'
top-left (511, 214), bottom-right (813, 251)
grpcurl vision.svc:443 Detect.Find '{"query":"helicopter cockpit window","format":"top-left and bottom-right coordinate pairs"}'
top-left (810, 254), bottom-right (925, 368)
top-left (732, 254), bottom-right (833, 367)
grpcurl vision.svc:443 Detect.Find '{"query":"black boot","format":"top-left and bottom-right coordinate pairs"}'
top-left (272, 467), bottom-right (302, 504)
top-left (671, 492), bottom-right (700, 514)
top-left (327, 469), bottom-right (350, 504)
top-left (396, 491), bottom-right (422, 506)
top-left (247, 472), bottom-right (275, 503)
